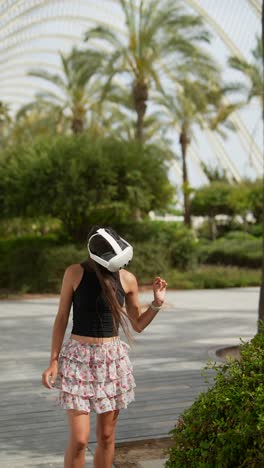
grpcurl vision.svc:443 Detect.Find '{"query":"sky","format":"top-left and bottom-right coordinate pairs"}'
top-left (0, 0), bottom-right (262, 189)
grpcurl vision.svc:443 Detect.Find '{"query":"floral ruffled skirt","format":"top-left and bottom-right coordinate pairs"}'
top-left (52, 335), bottom-right (136, 414)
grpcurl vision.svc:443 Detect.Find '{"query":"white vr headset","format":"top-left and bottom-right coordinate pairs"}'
top-left (87, 228), bottom-right (133, 272)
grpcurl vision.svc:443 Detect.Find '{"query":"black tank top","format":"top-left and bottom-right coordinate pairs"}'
top-left (71, 262), bottom-right (125, 337)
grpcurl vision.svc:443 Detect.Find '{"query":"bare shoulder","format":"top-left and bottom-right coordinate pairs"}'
top-left (63, 263), bottom-right (83, 286)
top-left (64, 263), bottom-right (83, 277)
top-left (119, 269), bottom-right (138, 294)
top-left (66, 263), bottom-right (83, 273)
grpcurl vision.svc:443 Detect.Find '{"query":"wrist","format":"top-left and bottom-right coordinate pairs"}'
top-left (150, 300), bottom-right (163, 312)
top-left (152, 299), bottom-right (164, 307)
top-left (50, 357), bottom-right (58, 365)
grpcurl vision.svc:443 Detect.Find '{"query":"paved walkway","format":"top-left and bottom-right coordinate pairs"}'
top-left (0, 287), bottom-right (259, 467)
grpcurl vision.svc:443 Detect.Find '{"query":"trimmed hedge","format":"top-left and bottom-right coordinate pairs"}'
top-left (0, 135), bottom-right (175, 238)
top-left (165, 326), bottom-right (264, 468)
top-left (0, 224), bottom-right (261, 293)
top-left (165, 265), bottom-right (261, 289)
top-left (0, 221), bottom-right (198, 293)
top-left (198, 232), bottom-right (262, 268)
top-left (115, 220), bottom-right (198, 270)
top-left (0, 235), bottom-right (83, 293)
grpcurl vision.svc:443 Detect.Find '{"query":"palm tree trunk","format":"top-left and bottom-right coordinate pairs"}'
top-left (257, 0), bottom-right (264, 331)
top-left (133, 80), bottom-right (148, 142)
top-left (180, 131), bottom-right (191, 227)
top-left (71, 117), bottom-right (84, 134)
top-left (71, 104), bottom-right (85, 134)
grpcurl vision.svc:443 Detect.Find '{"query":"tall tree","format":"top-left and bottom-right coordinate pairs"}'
top-left (96, 83), bottom-right (173, 153)
top-left (26, 47), bottom-right (104, 134)
top-left (12, 99), bottom-right (70, 141)
top-left (229, 31), bottom-right (264, 330)
top-left (158, 77), bottom-right (242, 227)
top-left (0, 101), bottom-right (12, 144)
top-left (258, 2), bottom-right (264, 330)
top-left (84, 0), bottom-right (212, 142)
top-left (228, 35), bottom-right (264, 107)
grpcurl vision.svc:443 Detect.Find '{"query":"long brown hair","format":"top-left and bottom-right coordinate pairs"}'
top-left (84, 225), bottom-right (136, 346)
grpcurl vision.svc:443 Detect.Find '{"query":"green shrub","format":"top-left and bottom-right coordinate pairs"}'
top-left (0, 216), bottom-right (69, 240)
top-left (247, 223), bottom-right (263, 238)
top-left (42, 245), bottom-right (87, 292)
top-left (116, 220), bottom-right (198, 270)
top-left (0, 236), bottom-right (85, 293)
top-left (198, 236), bottom-right (262, 268)
top-left (0, 135), bottom-right (175, 239)
top-left (0, 225), bottom-right (261, 293)
top-left (165, 326), bottom-right (264, 468)
top-left (128, 241), bottom-right (170, 283)
top-left (248, 179), bottom-right (263, 223)
top-left (223, 231), bottom-right (256, 241)
top-left (0, 221), bottom-right (196, 292)
top-left (191, 181), bottom-right (235, 218)
top-left (166, 265), bottom-right (261, 289)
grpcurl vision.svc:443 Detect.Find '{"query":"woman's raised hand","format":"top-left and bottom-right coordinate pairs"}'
top-left (153, 276), bottom-right (167, 306)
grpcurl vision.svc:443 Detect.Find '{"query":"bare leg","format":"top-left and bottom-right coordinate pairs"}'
top-left (94, 409), bottom-right (120, 468)
top-left (64, 409), bottom-right (90, 468)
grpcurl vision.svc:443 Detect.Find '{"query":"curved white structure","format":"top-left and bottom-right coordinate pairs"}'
top-left (0, 0), bottom-right (262, 184)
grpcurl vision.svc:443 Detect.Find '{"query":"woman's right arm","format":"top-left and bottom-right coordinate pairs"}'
top-left (42, 265), bottom-right (74, 389)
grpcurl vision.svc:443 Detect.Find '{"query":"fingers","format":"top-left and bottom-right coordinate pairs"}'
top-left (154, 277), bottom-right (168, 289)
top-left (42, 370), bottom-right (56, 389)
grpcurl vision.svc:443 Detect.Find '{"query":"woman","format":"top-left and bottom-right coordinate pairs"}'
top-left (41, 225), bottom-right (167, 468)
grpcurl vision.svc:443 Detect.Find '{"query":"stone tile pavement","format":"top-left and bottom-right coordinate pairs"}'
top-left (0, 287), bottom-right (259, 467)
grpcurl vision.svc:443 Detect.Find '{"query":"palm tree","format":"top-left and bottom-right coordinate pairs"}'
top-left (258, 3), bottom-right (264, 330)
top-left (12, 99), bottom-right (70, 141)
top-left (229, 31), bottom-right (264, 330)
top-left (26, 47), bottom-right (105, 134)
top-left (228, 35), bottom-right (264, 107)
top-left (83, 0), bottom-right (213, 142)
top-left (158, 78), bottom-right (242, 227)
top-left (0, 101), bottom-right (12, 143)
top-left (97, 83), bottom-right (173, 153)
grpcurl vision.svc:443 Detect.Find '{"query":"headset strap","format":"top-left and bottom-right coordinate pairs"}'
top-left (97, 228), bottom-right (122, 254)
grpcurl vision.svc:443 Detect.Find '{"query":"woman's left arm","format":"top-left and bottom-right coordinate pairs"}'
top-left (124, 272), bottom-right (167, 333)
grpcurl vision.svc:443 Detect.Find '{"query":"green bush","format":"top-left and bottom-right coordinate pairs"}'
top-left (247, 223), bottom-right (263, 238)
top-left (0, 236), bottom-right (85, 293)
top-left (248, 179), bottom-right (263, 223)
top-left (165, 326), bottom-right (264, 468)
top-left (0, 216), bottom-right (68, 240)
top-left (166, 265), bottom-right (261, 289)
top-left (223, 231), bottom-right (256, 241)
top-left (116, 220), bottom-right (198, 270)
top-left (191, 179), bottom-right (263, 221)
top-left (198, 235), bottom-right (262, 268)
top-left (1, 243), bottom-right (261, 294)
top-left (0, 223), bottom-right (261, 293)
top-left (42, 245), bottom-right (87, 292)
top-left (0, 221), bottom-right (197, 292)
top-left (0, 135), bottom-right (175, 239)
top-left (191, 181), bottom-right (235, 218)
top-left (128, 241), bottom-right (170, 283)
top-left (192, 179), bottom-right (263, 240)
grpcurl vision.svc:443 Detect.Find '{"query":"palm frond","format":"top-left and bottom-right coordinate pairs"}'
top-left (228, 34), bottom-right (263, 105)
top-left (27, 68), bottom-right (66, 89)
top-left (84, 26), bottom-right (123, 49)
top-left (34, 90), bottom-right (65, 104)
